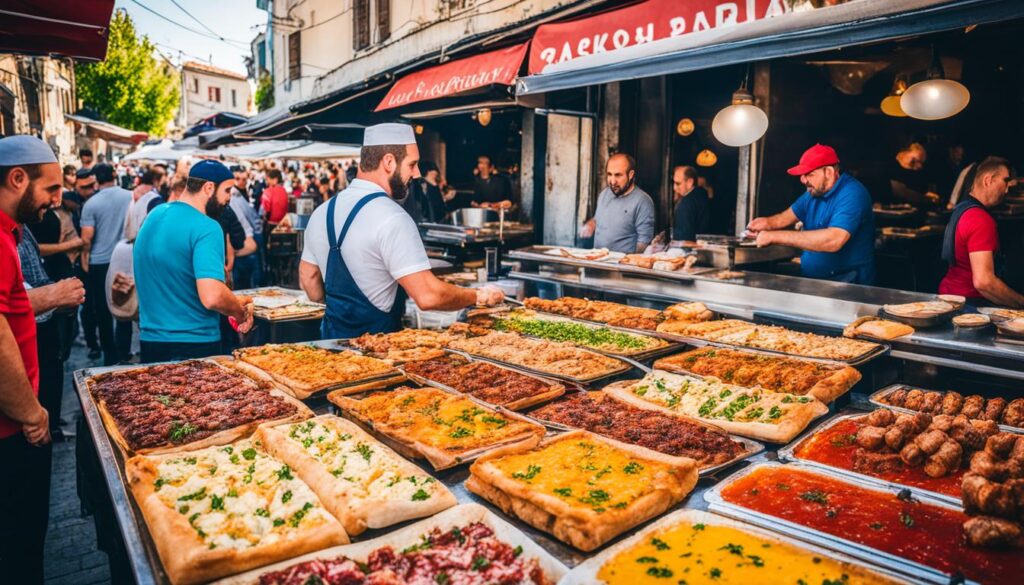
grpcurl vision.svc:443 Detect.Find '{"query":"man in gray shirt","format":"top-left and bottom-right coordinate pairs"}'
top-left (81, 163), bottom-right (132, 365)
top-left (581, 153), bottom-right (655, 253)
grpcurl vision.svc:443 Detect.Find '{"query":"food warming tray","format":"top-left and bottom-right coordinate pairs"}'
top-left (868, 383), bottom-right (1024, 435)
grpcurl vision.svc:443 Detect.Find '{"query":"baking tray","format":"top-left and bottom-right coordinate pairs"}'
top-left (214, 503), bottom-right (568, 585)
top-left (704, 461), bottom-right (977, 585)
top-left (510, 245), bottom-right (719, 280)
top-left (518, 391), bottom-right (764, 478)
top-left (443, 340), bottom-right (634, 385)
top-left (653, 326), bottom-right (890, 367)
top-left (869, 383), bottom-right (1024, 435)
top-left (235, 286), bottom-right (326, 322)
top-left (327, 386), bottom-right (546, 470)
top-left (561, 508), bottom-right (919, 585)
top-left (399, 351), bottom-right (574, 411)
top-left (777, 411), bottom-right (963, 506)
top-left (232, 342), bottom-right (405, 398)
top-left (483, 308), bottom-right (683, 361)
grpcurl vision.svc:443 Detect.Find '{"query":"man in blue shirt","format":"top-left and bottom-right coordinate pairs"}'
top-left (134, 160), bottom-right (253, 363)
top-left (747, 144), bottom-right (875, 285)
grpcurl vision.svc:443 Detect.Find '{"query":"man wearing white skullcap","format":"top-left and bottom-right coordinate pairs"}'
top-left (0, 134), bottom-right (65, 582)
top-left (300, 123), bottom-right (504, 338)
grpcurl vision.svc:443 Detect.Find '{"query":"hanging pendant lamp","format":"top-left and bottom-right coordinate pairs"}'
top-left (880, 78), bottom-right (908, 117)
top-left (712, 84), bottom-right (768, 147)
top-left (901, 48), bottom-right (970, 120)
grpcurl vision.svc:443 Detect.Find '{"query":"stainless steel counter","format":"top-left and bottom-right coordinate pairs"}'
top-left (509, 248), bottom-right (1024, 379)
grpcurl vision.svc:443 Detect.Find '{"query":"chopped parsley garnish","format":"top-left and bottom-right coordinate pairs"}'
top-left (709, 567), bottom-right (722, 579)
top-left (623, 461), bottom-right (644, 474)
top-left (277, 465), bottom-right (294, 480)
top-left (255, 508), bottom-right (269, 517)
top-left (411, 489), bottom-right (431, 501)
top-left (799, 490), bottom-right (829, 505)
top-left (154, 478), bottom-right (167, 491)
top-left (282, 490), bottom-right (292, 503)
top-left (210, 494), bottom-right (224, 510)
top-left (513, 545), bottom-right (523, 557)
top-left (698, 397), bottom-right (718, 417)
top-left (168, 421), bottom-right (198, 442)
top-left (449, 426), bottom-right (473, 439)
top-left (355, 443), bottom-right (373, 462)
top-left (720, 543), bottom-right (744, 556)
top-left (481, 415), bottom-right (508, 428)
top-left (579, 489), bottom-right (610, 506)
top-left (646, 566), bottom-right (674, 578)
top-left (553, 487), bottom-right (572, 497)
top-left (767, 406), bottom-right (783, 420)
top-left (512, 465), bottom-right (542, 481)
top-left (471, 556), bottom-right (490, 571)
top-left (177, 487), bottom-right (206, 502)
top-left (495, 316), bottom-right (652, 350)
top-left (830, 433), bottom-right (857, 448)
top-left (272, 518), bottom-right (285, 527)
top-left (693, 523), bottom-right (705, 531)
top-left (650, 537), bottom-right (670, 551)
top-left (242, 448), bottom-right (257, 460)
top-left (899, 512), bottom-right (915, 528)
top-left (636, 556), bottom-right (659, 563)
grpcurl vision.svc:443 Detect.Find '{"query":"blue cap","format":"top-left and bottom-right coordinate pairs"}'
top-left (188, 159), bottom-right (233, 187)
top-left (0, 135), bottom-right (58, 166)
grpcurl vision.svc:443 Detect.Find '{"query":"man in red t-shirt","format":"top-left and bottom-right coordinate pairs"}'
top-left (939, 156), bottom-right (1024, 307)
top-left (260, 168), bottom-right (290, 226)
top-left (0, 135), bottom-right (62, 583)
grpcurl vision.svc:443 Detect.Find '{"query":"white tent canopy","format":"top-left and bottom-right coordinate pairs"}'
top-left (122, 139), bottom-right (196, 161)
top-left (260, 142), bottom-right (360, 160)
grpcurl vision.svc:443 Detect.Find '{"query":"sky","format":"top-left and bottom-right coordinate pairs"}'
top-left (114, 0), bottom-right (267, 76)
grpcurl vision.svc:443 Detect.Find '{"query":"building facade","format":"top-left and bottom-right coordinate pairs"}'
top-left (179, 61), bottom-right (253, 128)
top-left (0, 54), bottom-right (78, 163)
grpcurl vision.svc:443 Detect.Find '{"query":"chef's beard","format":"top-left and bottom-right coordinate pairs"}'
top-left (388, 169), bottom-right (409, 204)
top-left (16, 180), bottom-right (49, 223)
top-left (206, 196), bottom-right (227, 218)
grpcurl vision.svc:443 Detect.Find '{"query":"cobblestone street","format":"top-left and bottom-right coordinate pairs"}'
top-left (43, 337), bottom-right (111, 585)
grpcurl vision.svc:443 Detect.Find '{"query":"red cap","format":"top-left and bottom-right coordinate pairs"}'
top-left (787, 144), bottom-right (840, 176)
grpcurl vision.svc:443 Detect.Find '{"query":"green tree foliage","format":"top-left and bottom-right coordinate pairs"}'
top-left (255, 71), bottom-right (274, 112)
top-left (75, 10), bottom-right (180, 135)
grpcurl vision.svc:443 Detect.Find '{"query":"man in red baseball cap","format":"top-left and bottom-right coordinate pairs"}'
top-left (747, 144), bottom-right (876, 285)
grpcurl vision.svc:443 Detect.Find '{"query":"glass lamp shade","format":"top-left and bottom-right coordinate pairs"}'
top-left (477, 108), bottom-right (493, 127)
top-left (880, 95), bottom-right (907, 117)
top-left (712, 102), bottom-right (768, 147)
top-left (900, 79), bottom-right (970, 120)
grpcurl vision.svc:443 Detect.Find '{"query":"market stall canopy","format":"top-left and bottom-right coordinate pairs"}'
top-left (66, 113), bottom-right (148, 144)
top-left (199, 140), bottom-right (358, 161)
top-left (261, 142), bottom-right (360, 160)
top-left (0, 1), bottom-right (115, 60)
top-left (517, 0), bottom-right (1020, 96)
top-left (375, 42), bottom-right (528, 112)
top-left (184, 112), bottom-right (250, 138)
top-left (122, 139), bottom-right (195, 161)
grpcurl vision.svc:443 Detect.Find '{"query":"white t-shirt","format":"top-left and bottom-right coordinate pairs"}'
top-left (301, 178), bottom-right (431, 312)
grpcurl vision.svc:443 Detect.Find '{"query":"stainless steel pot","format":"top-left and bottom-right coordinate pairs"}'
top-left (451, 207), bottom-right (498, 227)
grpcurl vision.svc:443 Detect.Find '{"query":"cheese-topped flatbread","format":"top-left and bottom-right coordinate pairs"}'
top-left (602, 370), bottom-right (828, 443)
top-left (125, 438), bottom-right (347, 585)
top-left (467, 430), bottom-right (697, 551)
top-left (257, 415), bottom-right (456, 535)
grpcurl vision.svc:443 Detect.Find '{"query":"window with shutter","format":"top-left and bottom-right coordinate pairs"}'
top-left (288, 31), bottom-right (301, 81)
top-left (377, 0), bottom-right (390, 42)
top-left (231, 89), bottom-right (237, 108)
top-left (208, 86), bottom-right (221, 102)
top-left (354, 0), bottom-right (370, 51)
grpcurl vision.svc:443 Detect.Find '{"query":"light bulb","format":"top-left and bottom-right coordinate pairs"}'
top-left (712, 103), bottom-right (768, 147)
top-left (477, 108), bottom-right (492, 127)
top-left (900, 78), bottom-right (970, 120)
top-left (696, 149), bottom-right (717, 167)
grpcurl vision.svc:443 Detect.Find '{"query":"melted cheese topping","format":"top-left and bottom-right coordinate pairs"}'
top-left (281, 417), bottom-right (446, 503)
top-left (597, 520), bottom-right (898, 584)
top-left (152, 439), bottom-right (332, 551)
top-left (628, 371), bottom-right (816, 425)
top-left (488, 436), bottom-right (672, 513)
top-left (354, 387), bottom-right (540, 451)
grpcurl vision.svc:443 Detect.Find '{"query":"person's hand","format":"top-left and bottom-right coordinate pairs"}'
top-left (64, 237), bottom-right (84, 251)
top-left (496, 200), bottom-right (513, 210)
top-left (470, 201), bottom-right (481, 208)
top-left (755, 231), bottom-right (774, 248)
top-left (475, 285), bottom-right (505, 307)
top-left (580, 218), bottom-right (597, 239)
top-left (111, 273), bottom-right (134, 294)
top-left (747, 217), bottom-right (771, 233)
top-left (23, 405), bottom-right (51, 446)
top-left (53, 277), bottom-right (86, 309)
top-left (236, 303), bottom-right (255, 334)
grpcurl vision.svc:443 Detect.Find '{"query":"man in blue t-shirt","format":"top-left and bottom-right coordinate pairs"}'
top-left (747, 144), bottom-right (876, 285)
top-left (134, 160), bottom-right (254, 363)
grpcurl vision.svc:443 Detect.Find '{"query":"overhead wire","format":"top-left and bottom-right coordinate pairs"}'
top-left (128, 0), bottom-right (251, 49)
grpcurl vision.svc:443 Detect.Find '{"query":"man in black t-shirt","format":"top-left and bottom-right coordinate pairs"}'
top-left (889, 143), bottom-right (940, 206)
top-left (471, 155), bottom-right (516, 209)
top-left (671, 165), bottom-right (711, 243)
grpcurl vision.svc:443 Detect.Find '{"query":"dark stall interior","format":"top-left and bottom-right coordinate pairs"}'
top-left (432, 109), bottom-right (523, 192)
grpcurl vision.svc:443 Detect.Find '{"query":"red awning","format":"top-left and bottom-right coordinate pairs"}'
top-left (528, 0), bottom-right (783, 75)
top-left (376, 42), bottom-right (528, 112)
top-left (0, 1), bottom-right (115, 61)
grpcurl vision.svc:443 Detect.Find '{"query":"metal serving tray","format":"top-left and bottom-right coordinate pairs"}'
top-left (443, 342), bottom-right (634, 386)
top-left (653, 326), bottom-right (890, 367)
top-left (235, 342), bottom-right (405, 396)
top-left (704, 461), bottom-right (978, 585)
top-left (510, 245), bottom-right (719, 280)
top-left (777, 411), bottom-right (962, 506)
top-left (877, 305), bottom-right (958, 329)
top-left (518, 393), bottom-right (764, 478)
top-left (235, 286), bottom-right (326, 322)
top-left (398, 352), bottom-right (575, 411)
top-left (484, 308), bottom-right (684, 361)
top-left (561, 508), bottom-right (918, 585)
top-left (869, 383), bottom-right (1024, 435)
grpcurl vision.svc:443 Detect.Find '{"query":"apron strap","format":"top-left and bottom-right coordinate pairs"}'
top-left (941, 195), bottom-right (985, 266)
top-left (326, 192), bottom-right (388, 250)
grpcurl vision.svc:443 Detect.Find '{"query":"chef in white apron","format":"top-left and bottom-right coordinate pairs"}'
top-left (299, 123), bottom-right (504, 338)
